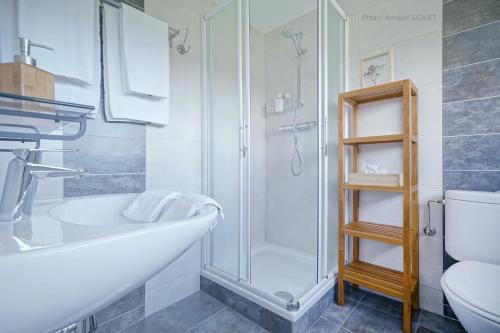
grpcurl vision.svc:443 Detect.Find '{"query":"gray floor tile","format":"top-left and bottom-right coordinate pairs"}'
top-left (307, 318), bottom-right (346, 333)
top-left (342, 304), bottom-right (408, 333)
top-left (337, 283), bottom-right (366, 302)
top-left (418, 310), bottom-right (466, 333)
top-left (360, 292), bottom-right (421, 322)
top-left (96, 306), bottom-right (145, 333)
top-left (95, 286), bottom-right (145, 324)
top-left (121, 309), bottom-right (187, 333)
top-left (321, 298), bottom-right (357, 326)
top-left (416, 327), bottom-right (438, 333)
top-left (190, 308), bottom-right (266, 333)
top-left (162, 291), bottom-right (226, 330)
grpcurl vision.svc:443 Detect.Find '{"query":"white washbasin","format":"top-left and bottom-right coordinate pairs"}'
top-left (0, 193), bottom-right (218, 333)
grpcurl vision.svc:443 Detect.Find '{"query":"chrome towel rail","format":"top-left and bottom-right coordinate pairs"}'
top-left (101, 0), bottom-right (180, 41)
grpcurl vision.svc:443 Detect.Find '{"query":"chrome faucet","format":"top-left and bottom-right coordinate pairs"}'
top-left (0, 149), bottom-right (87, 222)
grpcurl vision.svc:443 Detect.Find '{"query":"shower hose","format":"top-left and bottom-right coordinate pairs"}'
top-left (291, 53), bottom-right (304, 177)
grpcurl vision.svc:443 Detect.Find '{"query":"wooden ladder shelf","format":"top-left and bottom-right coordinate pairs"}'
top-left (337, 80), bottom-right (419, 333)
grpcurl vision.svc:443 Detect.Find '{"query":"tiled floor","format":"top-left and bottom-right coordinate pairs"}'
top-left (122, 287), bottom-right (466, 333)
top-left (309, 284), bottom-right (466, 333)
top-left (122, 291), bottom-right (267, 333)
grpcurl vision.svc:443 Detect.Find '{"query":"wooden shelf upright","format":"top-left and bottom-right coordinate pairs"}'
top-left (337, 80), bottom-right (419, 333)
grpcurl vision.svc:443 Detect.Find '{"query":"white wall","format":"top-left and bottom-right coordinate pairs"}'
top-left (250, 26), bottom-right (267, 247)
top-left (143, 0), bottom-right (214, 316)
top-left (344, 0), bottom-right (443, 314)
top-left (264, 10), bottom-right (318, 255)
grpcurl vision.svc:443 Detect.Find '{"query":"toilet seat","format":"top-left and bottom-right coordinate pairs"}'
top-left (442, 261), bottom-right (500, 324)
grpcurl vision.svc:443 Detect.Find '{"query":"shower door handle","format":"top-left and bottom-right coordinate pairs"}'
top-left (322, 115), bottom-right (328, 157)
top-left (240, 116), bottom-right (248, 158)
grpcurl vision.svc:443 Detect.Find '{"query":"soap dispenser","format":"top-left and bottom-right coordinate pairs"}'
top-left (0, 37), bottom-right (55, 99)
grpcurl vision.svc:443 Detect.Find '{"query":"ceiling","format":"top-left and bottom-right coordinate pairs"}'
top-left (213, 0), bottom-right (389, 34)
top-left (335, 0), bottom-right (388, 15)
top-left (249, 0), bottom-right (317, 33)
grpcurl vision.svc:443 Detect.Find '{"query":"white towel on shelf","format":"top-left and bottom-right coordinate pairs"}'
top-left (120, 4), bottom-right (170, 98)
top-left (123, 190), bottom-right (181, 222)
top-left (123, 190), bottom-right (224, 223)
top-left (17, 0), bottom-right (98, 85)
top-left (103, 5), bottom-right (169, 125)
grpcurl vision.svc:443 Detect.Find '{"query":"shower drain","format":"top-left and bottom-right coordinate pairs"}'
top-left (274, 291), bottom-right (294, 302)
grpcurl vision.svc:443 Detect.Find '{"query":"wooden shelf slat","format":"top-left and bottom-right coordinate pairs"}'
top-left (343, 134), bottom-right (403, 145)
top-left (344, 221), bottom-right (403, 245)
top-left (344, 183), bottom-right (404, 192)
top-left (344, 261), bottom-right (418, 299)
top-left (340, 80), bottom-right (417, 105)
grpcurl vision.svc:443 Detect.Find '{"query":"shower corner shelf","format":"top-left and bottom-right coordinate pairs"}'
top-left (265, 96), bottom-right (299, 115)
top-left (337, 79), bottom-right (419, 333)
top-left (0, 91), bottom-right (94, 143)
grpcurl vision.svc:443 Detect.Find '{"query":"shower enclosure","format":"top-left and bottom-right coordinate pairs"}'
top-left (202, 0), bottom-right (346, 319)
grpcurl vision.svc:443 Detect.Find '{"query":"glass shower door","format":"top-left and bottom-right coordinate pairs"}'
top-left (205, 0), bottom-right (248, 280)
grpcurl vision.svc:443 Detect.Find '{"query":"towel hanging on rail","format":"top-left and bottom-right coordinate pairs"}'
top-left (16, 0), bottom-right (101, 111)
top-left (120, 3), bottom-right (170, 98)
top-left (103, 3), bottom-right (169, 125)
top-left (17, 0), bottom-right (98, 85)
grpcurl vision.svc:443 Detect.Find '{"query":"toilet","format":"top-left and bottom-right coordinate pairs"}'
top-left (441, 190), bottom-right (500, 333)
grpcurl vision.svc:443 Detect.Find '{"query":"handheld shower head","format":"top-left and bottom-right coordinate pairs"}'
top-left (281, 30), bottom-right (306, 56)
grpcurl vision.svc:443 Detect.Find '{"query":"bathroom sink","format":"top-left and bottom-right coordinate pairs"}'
top-left (0, 193), bottom-right (218, 333)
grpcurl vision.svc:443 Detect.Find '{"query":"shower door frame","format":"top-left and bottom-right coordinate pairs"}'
top-left (201, 0), bottom-right (348, 320)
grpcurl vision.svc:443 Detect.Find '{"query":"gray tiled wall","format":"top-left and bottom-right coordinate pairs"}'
top-left (443, 0), bottom-right (500, 193)
top-left (442, 0), bottom-right (500, 318)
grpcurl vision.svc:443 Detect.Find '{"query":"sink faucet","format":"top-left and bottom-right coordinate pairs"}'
top-left (0, 149), bottom-right (87, 222)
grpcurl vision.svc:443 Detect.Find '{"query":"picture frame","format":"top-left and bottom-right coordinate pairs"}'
top-left (360, 49), bottom-right (394, 87)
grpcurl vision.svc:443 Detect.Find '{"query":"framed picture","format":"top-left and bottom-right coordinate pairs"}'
top-left (360, 49), bottom-right (393, 87)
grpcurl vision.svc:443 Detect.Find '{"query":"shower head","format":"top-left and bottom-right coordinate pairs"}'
top-left (281, 29), bottom-right (307, 56)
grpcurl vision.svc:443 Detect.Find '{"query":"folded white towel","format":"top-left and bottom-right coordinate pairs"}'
top-left (120, 4), bottom-right (170, 98)
top-left (103, 5), bottom-right (169, 125)
top-left (17, 0), bottom-right (98, 85)
top-left (123, 190), bottom-right (181, 222)
top-left (123, 190), bottom-right (223, 223)
top-left (159, 193), bottom-right (224, 221)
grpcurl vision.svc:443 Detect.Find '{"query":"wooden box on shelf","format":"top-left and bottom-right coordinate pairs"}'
top-left (0, 62), bottom-right (54, 100)
top-left (348, 172), bottom-right (403, 187)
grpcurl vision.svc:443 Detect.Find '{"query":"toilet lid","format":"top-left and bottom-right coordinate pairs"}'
top-left (443, 261), bottom-right (500, 320)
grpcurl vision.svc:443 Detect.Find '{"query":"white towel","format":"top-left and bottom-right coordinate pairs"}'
top-left (159, 193), bottom-right (224, 221)
top-left (17, 0), bottom-right (98, 85)
top-left (120, 4), bottom-right (170, 98)
top-left (123, 190), bottom-right (181, 222)
top-left (123, 190), bottom-right (223, 223)
top-left (103, 5), bottom-right (169, 125)
top-left (0, 0), bottom-right (17, 64)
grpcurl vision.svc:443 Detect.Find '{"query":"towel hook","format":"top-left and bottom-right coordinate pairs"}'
top-left (177, 28), bottom-right (191, 55)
